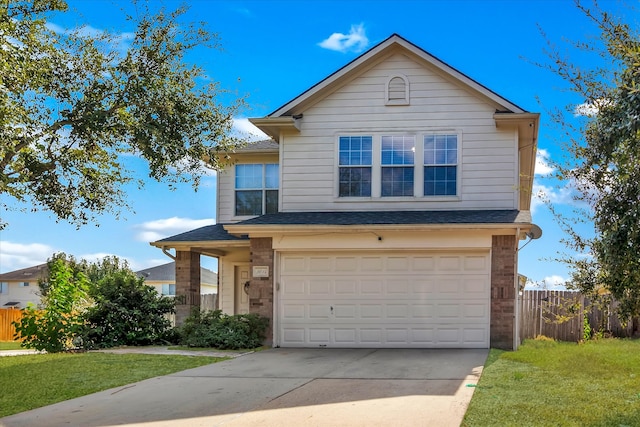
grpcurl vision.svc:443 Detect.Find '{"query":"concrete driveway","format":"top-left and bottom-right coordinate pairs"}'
top-left (0, 348), bottom-right (488, 427)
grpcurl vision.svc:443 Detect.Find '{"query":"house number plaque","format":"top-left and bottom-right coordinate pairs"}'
top-left (252, 266), bottom-right (269, 278)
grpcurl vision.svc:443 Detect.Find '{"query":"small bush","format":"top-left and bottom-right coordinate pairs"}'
top-left (179, 309), bottom-right (269, 349)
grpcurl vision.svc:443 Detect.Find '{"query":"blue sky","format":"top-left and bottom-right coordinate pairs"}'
top-left (0, 0), bottom-right (634, 287)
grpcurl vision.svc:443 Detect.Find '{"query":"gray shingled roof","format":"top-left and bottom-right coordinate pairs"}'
top-left (136, 262), bottom-right (217, 283)
top-left (236, 139), bottom-right (278, 152)
top-left (0, 264), bottom-right (48, 281)
top-left (156, 224), bottom-right (248, 243)
top-left (235, 210), bottom-right (531, 226)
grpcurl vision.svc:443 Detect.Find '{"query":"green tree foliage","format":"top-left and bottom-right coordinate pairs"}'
top-left (14, 253), bottom-right (90, 352)
top-left (0, 0), bottom-right (246, 228)
top-left (542, 1), bottom-right (640, 323)
top-left (82, 265), bottom-right (176, 348)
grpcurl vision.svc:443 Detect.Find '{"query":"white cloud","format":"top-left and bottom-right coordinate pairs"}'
top-left (535, 149), bottom-right (554, 176)
top-left (318, 24), bottom-right (369, 53)
top-left (525, 275), bottom-right (568, 290)
top-left (530, 182), bottom-right (575, 214)
top-left (45, 22), bottom-right (134, 52)
top-left (0, 242), bottom-right (56, 273)
top-left (232, 117), bottom-right (270, 142)
top-left (574, 98), bottom-right (612, 117)
top-left (135, 217), bottom-right (216, 242)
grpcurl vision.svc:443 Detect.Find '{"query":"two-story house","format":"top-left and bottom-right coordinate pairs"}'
top-left (151, 34), bottom-right (540, 350)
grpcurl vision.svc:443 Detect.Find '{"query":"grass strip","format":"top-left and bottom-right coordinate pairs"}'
top-left (0, 352), bottom-right (226, 417)
top-left (0, 341), bottom-right (23, 351)
top-left (462, 338), bottom-right (640, 427)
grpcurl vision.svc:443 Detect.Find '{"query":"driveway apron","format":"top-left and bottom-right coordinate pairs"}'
top-left (0, 348), bottom-right (488, 427)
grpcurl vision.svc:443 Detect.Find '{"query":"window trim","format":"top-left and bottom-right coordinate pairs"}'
top-left (338, 136), bottom-right (373, 198)
top-left (234, 163), bottom-right (279, 217)
top-left (423, 133), bottom-right (460, 197)
top-left (335, 131), bottom-right (461, 201)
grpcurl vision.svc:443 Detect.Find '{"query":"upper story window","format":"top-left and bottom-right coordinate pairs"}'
top-left (381, 135), bottom-right (415, 197)
top-left (424, 134), bottom-right (458, 196)
top-left (0, 282), bottom-right (7, 294)
top-left (339, 136), bottom-right (372, 197)
top-left (19, 282), bottom-right (29, 287)
top-left (337, 132), bottom-right (459, 199)
top-left (235, 164), bottom-right (279, 216)
top-left (386, 74), bottom-right (410, 105)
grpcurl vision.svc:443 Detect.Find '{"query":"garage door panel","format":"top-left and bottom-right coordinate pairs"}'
top-left (282, 304), bottom-right (305, 319)
top-left (309, 257), bottom-right (332, 272)
top-left (279, 252), bottom-right (489, 348)
top-left (361, 304), bottom-right (383, 319)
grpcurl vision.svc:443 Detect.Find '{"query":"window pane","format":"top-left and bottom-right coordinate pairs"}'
top-left (265, 164), bottom-right (279, 188)
top-left (235, 190), bottom-right (262, 215)
top-left (381, 167), bottom-right (414, 196)
top-left (339, 167), bottom-right (371, 197)
top-left (235, 164), bottom-right (263, 188)
top-left (265, 190), bottom-right (279, 214)
top-left (424, 166), bottom-right (456, 196)
top-left (339, 136), bottom-right (372, 166)
top-left (424, 134), bottom-right (457, 165)
top-left (382, 135), bottom-right (414, 165)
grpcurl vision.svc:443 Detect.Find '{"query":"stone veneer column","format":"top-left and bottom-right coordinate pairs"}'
top-left (249, 237), bottom-right (274, 345)
top-left (175, 251), bottom-right (201, 326)
top-left (491, 235), bottom-right (517, 350)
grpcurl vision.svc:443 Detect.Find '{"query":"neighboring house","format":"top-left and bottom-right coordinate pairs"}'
top-left (135, 262), bottom-right (218, 296)
top-left (0, 264), bottom-right (47, 308)
top-left (151, 34), bottom-right (540, 350)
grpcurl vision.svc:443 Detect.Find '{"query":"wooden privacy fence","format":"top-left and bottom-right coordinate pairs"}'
top-left (165, 294), bottom-right (218, 327)
top-left (0, 308), bottom-right (23, 341)
top-left (519, 290), bottom-right (634, 342)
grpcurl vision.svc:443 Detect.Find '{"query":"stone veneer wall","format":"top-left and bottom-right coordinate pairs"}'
top-left (175, 251), bottom-right (201, 326)
top-left (249, 237), bottom-right (274, 345)
top-left (490, 235), bottom-right (517, 350)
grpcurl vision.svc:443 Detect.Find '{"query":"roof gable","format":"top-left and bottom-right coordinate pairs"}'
top-left (268, 33), bottom-right (526, 117)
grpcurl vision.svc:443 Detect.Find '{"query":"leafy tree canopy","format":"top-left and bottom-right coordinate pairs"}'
top-left (0, 0), bottom-right (246, 229)
top-left (542, 1), bottom-right (640, 322)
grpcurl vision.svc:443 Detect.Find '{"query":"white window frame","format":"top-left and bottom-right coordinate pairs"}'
top-left (234, 163), bottom-right (279, 217)
top-left (338, 135), bottom-right (373, 198)
top-left (161, 284), bottom-right (176, 296)
top-left (335, 131), bottom-right (461, 201)
top-left (423, 133), bottom-right (461, 197)
top-left (0, 282), bottom-right (7, 294)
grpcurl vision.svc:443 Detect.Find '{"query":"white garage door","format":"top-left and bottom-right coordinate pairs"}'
top-left (278, 252), bottom-right (490, 348)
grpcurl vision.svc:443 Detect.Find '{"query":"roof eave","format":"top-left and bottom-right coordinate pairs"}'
top-left (268, 34), bottom-right (527, 118)
top-left (494, 112), bottom-right (540, 211)
top-left (249, 117), bottom-right (301, 142)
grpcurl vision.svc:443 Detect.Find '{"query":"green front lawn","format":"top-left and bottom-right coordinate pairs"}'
top-left (0, 352), bottom-right (226, 417)
top-left (0, 341), bottom-right (23, 351)
top-left (463, 338), bottom-right (640, 426)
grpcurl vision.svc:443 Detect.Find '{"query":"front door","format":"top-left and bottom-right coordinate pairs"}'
top-left (234, 265), bottom-right (250, 314)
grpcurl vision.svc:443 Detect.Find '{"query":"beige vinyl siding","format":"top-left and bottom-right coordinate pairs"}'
top-left (280, 52), bottom-right (518, 212)
top-left (217, 154), bottom-right (279, 223)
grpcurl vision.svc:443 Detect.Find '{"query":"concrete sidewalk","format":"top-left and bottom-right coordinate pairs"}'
top-left (0, 348), bottom-right (488, 427)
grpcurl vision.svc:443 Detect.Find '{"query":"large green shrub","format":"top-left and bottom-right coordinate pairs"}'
top-left (179, 309), bottom-right (269, 349)
top-left (82, 270), bottom-right (175, 348)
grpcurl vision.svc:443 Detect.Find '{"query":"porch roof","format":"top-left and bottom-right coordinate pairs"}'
top-left (154, 224), bottom-right (249, 243)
